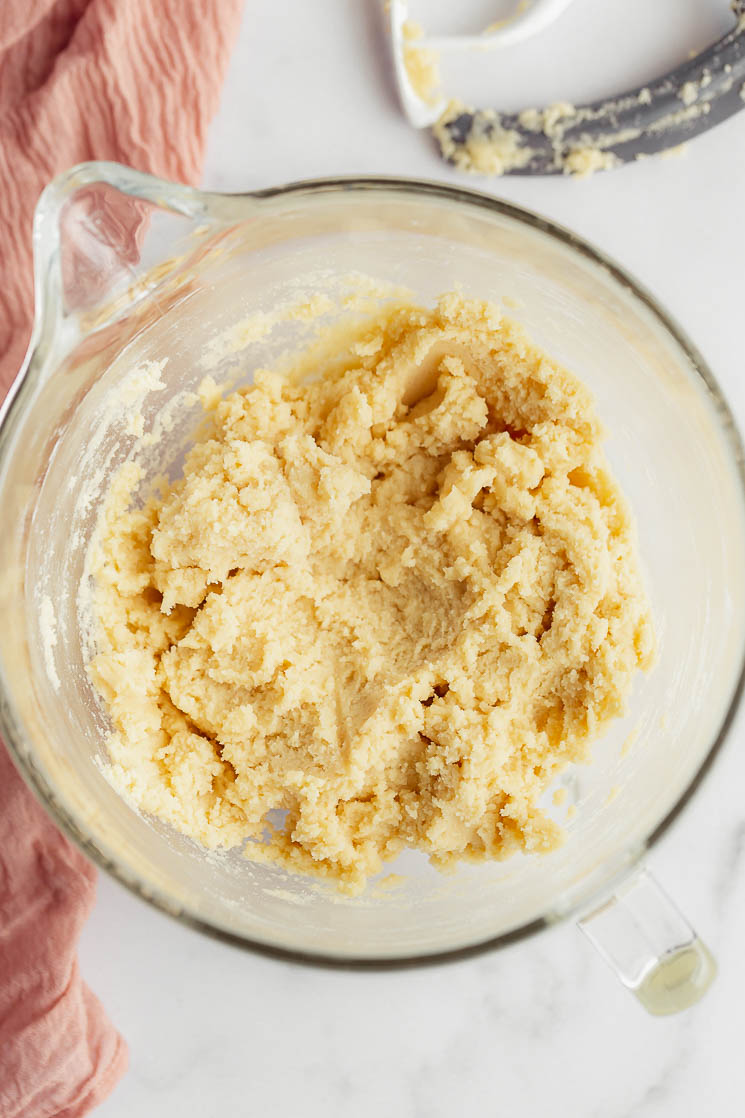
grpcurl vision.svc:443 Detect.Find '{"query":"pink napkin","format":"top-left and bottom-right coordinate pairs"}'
top-left (0, 2), bottom-right (243, 1114)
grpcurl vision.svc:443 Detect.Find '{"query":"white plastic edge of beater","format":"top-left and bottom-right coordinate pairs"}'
top-left (388, 0), bottom-right (578, 128)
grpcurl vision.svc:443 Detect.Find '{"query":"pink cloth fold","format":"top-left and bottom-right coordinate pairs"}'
top-left (0, 2), bottom-right (243, 1114)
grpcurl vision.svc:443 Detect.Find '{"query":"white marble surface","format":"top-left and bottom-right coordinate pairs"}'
top-left (82, 1), bottom-right (745, 1113)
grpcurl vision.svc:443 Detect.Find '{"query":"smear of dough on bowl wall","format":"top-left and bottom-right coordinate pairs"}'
top-left (85, 288), bottom-right (654, 896)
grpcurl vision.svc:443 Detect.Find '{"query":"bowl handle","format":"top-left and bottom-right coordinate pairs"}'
top-left (577, 867), bottom-right (716, 1015)
top-left (17, 162), bottom-right (263, 394)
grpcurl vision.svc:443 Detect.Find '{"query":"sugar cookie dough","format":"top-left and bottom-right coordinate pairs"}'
top-left (89, 294), bottom-right (654, 893)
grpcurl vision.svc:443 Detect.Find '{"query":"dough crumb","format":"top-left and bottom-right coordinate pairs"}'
top-left (661, 143), bottom-right (689, 160)
top-left (679, 81), bottom-right (700, 107)
top-left (564, 147), bottom-right (618, 179)
top-left (88, 294), bottom-right (654, 894)
top-left (621, 728), bottom-right (638, 757)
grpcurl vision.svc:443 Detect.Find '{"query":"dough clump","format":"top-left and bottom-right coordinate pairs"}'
top-left (89, 294), bottom-right (654, 893)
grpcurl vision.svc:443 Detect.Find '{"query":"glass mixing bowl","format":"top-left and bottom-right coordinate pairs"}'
top-left (1, 164), bottom-right (744, 1013)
